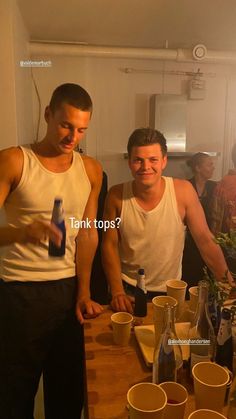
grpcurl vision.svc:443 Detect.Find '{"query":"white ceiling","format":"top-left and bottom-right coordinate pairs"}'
top-left (18, 0), bottom-right (236, 52)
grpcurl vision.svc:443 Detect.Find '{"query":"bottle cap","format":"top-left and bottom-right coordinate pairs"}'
top-left (54, 197), bottom-right (63, 204)
top-left (138, 268), bottom-right (145, 275)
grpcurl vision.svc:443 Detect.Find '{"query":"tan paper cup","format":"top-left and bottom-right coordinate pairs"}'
top-left (187, 409), bottom-right (227, 419)
top-left (127, 382), bottom-right (167, 418)
top-left (189, 286), bottom-right (198, 312)
top-left (111, 312), bottom-right (133, 346)
top-left (192, 362), bottom-right (229, 413)
top-left (160, 382), bottom-right (188, 419)
top-left (166, 279), bottom-right (187, 319)
top-left (152, 296), bottom-right (178, 346)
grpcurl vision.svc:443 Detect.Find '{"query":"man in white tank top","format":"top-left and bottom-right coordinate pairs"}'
top-left (102, 128), bottom-right (234, 313)
top-left (0, 84), bottom-right (103, 418)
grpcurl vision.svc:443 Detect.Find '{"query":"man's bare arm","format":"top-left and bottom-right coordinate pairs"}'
top-left (181, 180), bottom-right (234, 286)
top-left (0, 148), bottom-right (62, 247)
top-left (75, 157), bottom-right (103, 323)
top-left (102, 185), bottom-right (133, 313)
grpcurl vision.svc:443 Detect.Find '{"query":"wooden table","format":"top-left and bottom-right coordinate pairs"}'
top-left (84, 303), bottom-right (198, 419)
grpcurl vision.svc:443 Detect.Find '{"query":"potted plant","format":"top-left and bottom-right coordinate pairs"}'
top-left (202, 267), bottom-right (229, 333)
top-left (213, 230), bottom-right (236, 322)
top-left (214, 230), bottom-right (236, 278)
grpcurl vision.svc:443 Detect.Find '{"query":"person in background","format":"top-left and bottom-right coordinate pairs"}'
top-left (182, 152), bottom-right (217, 290)
top-left (102, 128), bottom-right (234, 313)
top-left (211, 144), bottom-right (236, 276)
top-left (211, 144), bottom-right (236, 235)
top-left (0, 83), bottom-right (103, 419)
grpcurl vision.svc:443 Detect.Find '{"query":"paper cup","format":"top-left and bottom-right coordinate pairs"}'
top-left (152, 296), bottom-right (178, 346)
top-left (189, 286), bottom-right (198, 312)
top-left (159, 381), bottom-right (188, 419)
top-left (187, 409), bottom-right (227, 419)
top-left (192, 362), bottom-right (229, 413)
top-left (127, 382), bottom-right (167, 418)
top-left (166, 279), bottom-right (187, 319)
top-left (111, 312), bottom-right (133, 346)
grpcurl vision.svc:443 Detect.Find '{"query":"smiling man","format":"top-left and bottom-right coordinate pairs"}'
top-left (102, 128), bottom-right (234, 313)
top-left (0, 83), bottom-right (103, 419)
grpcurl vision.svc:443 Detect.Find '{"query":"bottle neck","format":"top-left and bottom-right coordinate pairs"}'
top-left (195, 281), bottom-right (209, 318)
top-left (137, 274), bottom-right (147, 293)
top-left (163, 305), bottom-right (175, 333)
top-left (52, 202), bottom-right (64, 223)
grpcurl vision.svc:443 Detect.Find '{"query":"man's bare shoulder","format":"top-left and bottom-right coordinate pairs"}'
top-left (80, 154), bottom-right (102, 185)
top-left (108, 184), bottom-right (123, 201)
top-left (172, 178), bottom-right (198, 212)
top-left (0, 147), bottom-right (24, 200)
top-left (0, 147), bottom-right (23, 176)
top-left (0, 146), bottom-right (23, 161)
top-left (81, 153), bottom-right (101, 169)
top-left (81, 154), bottom-right (102, 172)
top-left (173, 178), bottom-right (196, 195)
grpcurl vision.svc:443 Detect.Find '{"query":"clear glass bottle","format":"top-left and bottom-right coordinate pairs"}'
top-left (133, 268), bottom-right (147, 325)
top-left (215, 307), bottom-right (233, 372)
top-left (48, 197), bottom-right (66, 257)
top-left (153, 303), bottom-right (183, 384)
top-left (188, 280), bottom-right (216, 375)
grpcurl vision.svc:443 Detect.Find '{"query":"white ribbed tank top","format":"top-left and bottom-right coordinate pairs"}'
top-left (119, 177), bottom-right (185, 292)
top-left (0, 145), bottom-right (91, 281)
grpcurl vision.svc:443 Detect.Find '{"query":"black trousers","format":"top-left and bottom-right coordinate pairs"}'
top-left (0, 277), bottom-right (84, 419)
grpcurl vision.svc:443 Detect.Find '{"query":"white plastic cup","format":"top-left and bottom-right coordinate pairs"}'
top-left (189, 286), bottom-right (199, 312)
top-left (111, 312), bottom-right (133, 345)
top-left (166, 279), bottom-right (187, 319)
top-left (159, 381), bottom-right (188, 419)
top-left (187, 409), bottom-right (227, 419)
top-left (127, 382), bottom-right (167, 418)
top-left (192, 362), bottom-right (229, 413)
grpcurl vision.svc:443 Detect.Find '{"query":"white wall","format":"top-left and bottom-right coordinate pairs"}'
top-left (12, 0), bottom-right (34, 145)
top-left (221, 76), bottom-right (236, 174)
top-left (30, 50), bottom-right (236, 186)
top-left (0, 0), bottom-right (33, 150)
top-left (0, 0), bottom-right (33, 225)
top-left (0, 0), bottom-right (18, 150)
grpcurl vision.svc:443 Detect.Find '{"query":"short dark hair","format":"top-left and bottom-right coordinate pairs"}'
top-left (49, 83), bottom-right (93, 113)
top-left (127, 128), bottom-right (167, 157)
top-left (186, 152), bottom-right (210, 172)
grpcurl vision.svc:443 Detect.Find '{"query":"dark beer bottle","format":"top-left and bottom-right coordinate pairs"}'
top-left (134, 268), bottom-right (147, 322)
top-left (48, 198), bottom-right (66, 257)
top-left (215, 308), bottom-right (233, 372)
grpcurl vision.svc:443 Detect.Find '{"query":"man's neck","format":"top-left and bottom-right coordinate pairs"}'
top-left (31, 140), bottom-right (73, 172)
top-left (132, 177), bottom-right (165, 210)
top-left (32, 137), bottom-right (60, 156)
